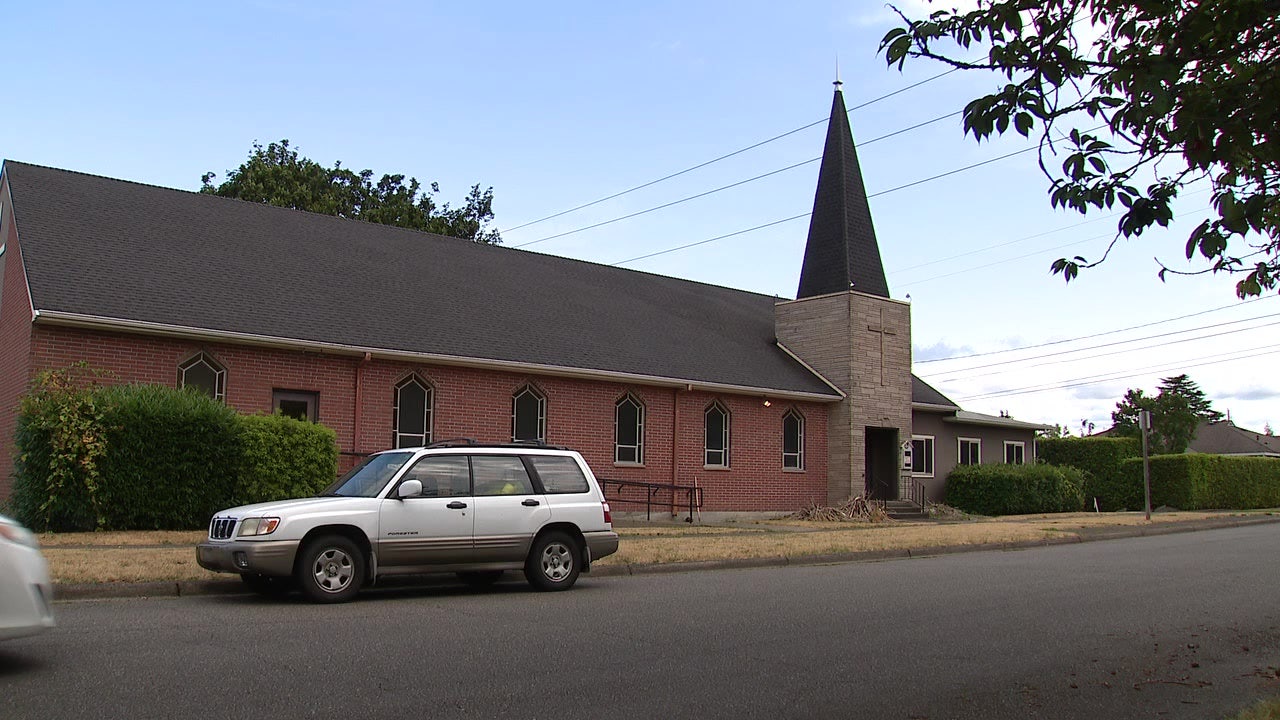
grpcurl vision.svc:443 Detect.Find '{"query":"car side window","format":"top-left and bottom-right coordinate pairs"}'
top-left (471, 456), bottom-right (535, 496)
top-left (527, 456), bottom-right (590, 494)
top-left (401, 456), bottom-right (471, 498)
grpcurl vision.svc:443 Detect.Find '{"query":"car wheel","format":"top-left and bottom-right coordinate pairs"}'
top-left (240, 573), bottom-right (294, 597)
top-left (296, 535), bottom-right (365, 603)
top-left (457, 570), bottom-right (504, 588)
top-left (525, 531), bottom-right (580, 591)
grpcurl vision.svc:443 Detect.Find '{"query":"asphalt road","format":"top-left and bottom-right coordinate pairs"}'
top-left (3, 525), bottom-right (1279, 720)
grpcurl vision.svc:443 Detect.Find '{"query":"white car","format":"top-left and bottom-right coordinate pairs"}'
top-left (0, 514), bottom-right (55, 640)
top-left (197, 442), bottom-right (619, 603)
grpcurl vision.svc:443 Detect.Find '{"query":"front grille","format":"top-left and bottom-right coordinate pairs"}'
top-left (209, 517), bottom-right (238, 540)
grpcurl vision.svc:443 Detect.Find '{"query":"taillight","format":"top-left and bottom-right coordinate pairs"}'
top-left (602, 502), bottom-right (612, 525)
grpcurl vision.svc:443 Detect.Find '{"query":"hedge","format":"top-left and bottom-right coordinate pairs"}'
top-left (944, 463), bottom-right (1086, 516)
top-left (1037, 437), bottom-right (1141, 510)
top-left (11, 379), bottom-right (339, 532)
top-left (235, 413), bottom-right (338, 506)
top-left (1118, 454), bottom-right (1280, 510)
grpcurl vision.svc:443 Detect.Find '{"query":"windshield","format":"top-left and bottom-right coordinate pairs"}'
top-left (321, 452), bottom-right (414, 498)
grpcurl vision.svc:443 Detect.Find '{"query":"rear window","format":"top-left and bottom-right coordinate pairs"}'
top-left (529, 455), bottom-right (590, 494)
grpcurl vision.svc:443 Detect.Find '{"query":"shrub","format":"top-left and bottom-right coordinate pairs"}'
top-left (1118, 454), bottom-right (1280, 510)
top-left (234, 413), bottom-right (338, 505)
top-left (1037, 437), bottom-right (1141, 510)
top-left (945, 463), bottom-right (1085, 516)
top-left (94, 384), bottom-right (242, 530)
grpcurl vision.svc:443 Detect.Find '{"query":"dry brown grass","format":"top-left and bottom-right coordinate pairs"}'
top-left (36, 510), bottom-right (1273, 584)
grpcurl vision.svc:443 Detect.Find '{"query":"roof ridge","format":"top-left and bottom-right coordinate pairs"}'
top-left (1, 159), bottom-right (789, 303)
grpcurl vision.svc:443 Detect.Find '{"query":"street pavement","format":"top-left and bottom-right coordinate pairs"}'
top-left (4, 523), bottom-right (1279, 719)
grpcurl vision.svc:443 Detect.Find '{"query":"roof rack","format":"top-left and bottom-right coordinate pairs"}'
top-left (418, 439), bottom-right (575, 452)
top-left (424, 438), bottom-right (478, 449)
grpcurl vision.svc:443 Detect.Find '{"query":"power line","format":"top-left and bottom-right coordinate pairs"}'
top-left (928, 314), bottom-right (1280, 382)
top-left (500, 68), bottom-right (960, 235)
top-left (917, 294), bottom-right (1274, 364)
top-left (514, 109), bottom-right (961, 249)
top-left (613, 214), bottom-right (811, 266)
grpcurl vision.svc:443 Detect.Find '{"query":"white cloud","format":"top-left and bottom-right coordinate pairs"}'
top-left (914, 340), bottom-right (976, 361)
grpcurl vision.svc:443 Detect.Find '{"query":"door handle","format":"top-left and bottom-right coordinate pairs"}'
top-left (522, 499), bottom-right (540, 507)
top-left (446, 501), bottom-right (468, 510)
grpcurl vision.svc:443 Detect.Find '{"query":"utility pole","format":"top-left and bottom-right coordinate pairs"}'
top-left (1140, 409), bottom-right (1152, 521)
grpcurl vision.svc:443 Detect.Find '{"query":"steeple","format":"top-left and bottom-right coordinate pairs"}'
top-left (795, 82), bottom-right (890, 299)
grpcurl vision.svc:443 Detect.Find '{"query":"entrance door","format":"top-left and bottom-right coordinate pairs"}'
top-left (864, 427), bottom-right (900, 500)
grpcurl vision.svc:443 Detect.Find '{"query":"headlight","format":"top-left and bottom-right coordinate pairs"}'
top-left (0, 521), bottom-right (39, 549)
top-left (236, 517), bottom-right (280, 537)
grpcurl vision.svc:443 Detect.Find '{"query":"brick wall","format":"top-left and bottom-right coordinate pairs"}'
top-left (0, 175), bottom-right (33, 501)
top-left (9, 324), bottom-right (830, 512)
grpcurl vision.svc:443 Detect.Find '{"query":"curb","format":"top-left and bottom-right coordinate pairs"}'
top-left (51, 514), bottom-right (1280, 601)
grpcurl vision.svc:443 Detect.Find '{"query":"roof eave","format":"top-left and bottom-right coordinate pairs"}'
top-left (32, 310), bottom-right (844, 403)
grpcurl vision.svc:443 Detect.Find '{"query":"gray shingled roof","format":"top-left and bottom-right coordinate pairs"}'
top-left (4, 161), bottom-right (843, 398)
top-left (1189, 421), bottom-right (1280, 456)
top-left (795, 86), bottom-right (890, 299)
top-left (912, 376), bottom-right (959, 408)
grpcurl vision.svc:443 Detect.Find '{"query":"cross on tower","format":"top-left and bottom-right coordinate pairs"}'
top-left (866, 307), bottom-right (897, 386)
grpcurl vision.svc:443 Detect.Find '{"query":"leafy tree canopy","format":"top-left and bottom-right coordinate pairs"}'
top-left (201, 140), bottom-right (500, 244)
top-left (880, 0), bottom-right (1279, 297)
top-left (1111, 373), bottom-right (1223, 452)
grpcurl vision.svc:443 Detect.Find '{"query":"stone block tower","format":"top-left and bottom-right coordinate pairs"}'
top-left (775, 81), bottom-right (913, 504)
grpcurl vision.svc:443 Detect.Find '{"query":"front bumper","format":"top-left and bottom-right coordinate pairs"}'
top-left (582, 530), bottom-right (620, 568)
top-left (0, 544), bottom-right (55, 640)
top-left (196, 539), bottom-right (300, 577)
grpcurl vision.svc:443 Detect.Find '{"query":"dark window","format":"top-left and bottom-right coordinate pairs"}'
top-left (959, 438), bottom-right (981, 465)
top-left (393, 376), bottom-right (433, 448)
top-left (911, 436), bottom-right (935, 476)
top-left (179, 353), bottom-right (226, 402)
top-left (274, 389), bottom-right (318, 422)
top-left (614, 394), bottom-right (645, 464)
top-left (529, 455), bottom-right (590, 494)
top-left (704, 402), bottom-right (730, 467)
top-left (400, 455), bottom-right (470, 498)
top-left (1004, 442), bottom-right (1026, 465)
top-left (472, 455), bottom-right (535, 496)
top-left (512, 385), bottom-right (546, 442)
top-left (782, 410), bottom-right (805, 470)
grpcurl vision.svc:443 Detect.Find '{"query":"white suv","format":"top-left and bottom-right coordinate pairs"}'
top-left (197, 442), bottom-right (619, 603)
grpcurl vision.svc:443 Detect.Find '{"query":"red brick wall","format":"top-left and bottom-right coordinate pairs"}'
top-left (13, 325), bottom-right (830, 511)
top-left (0, 175), bottom-right (34, 501)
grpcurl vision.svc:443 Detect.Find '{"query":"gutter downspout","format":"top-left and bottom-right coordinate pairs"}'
top-left (353, 352), bottom-right (372, 456)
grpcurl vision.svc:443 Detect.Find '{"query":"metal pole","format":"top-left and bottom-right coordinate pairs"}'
top-left (1140, 409), bottom-right (1152, 521)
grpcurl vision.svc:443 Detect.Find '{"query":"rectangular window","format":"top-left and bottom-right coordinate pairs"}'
top-left (910, 436), bottom-right (934, 476)
top-left (400, 455), bottom-right (471, 498)
top-left (1004, 441), bottom-right (1026, 465)
top-left (471, 455), bottom-right (536, 496)
top-left (958, 438), bottom-right (981, 465)
top-left (274, 389), bottom-right (318, 422)
top-left (528, 455), bottom-right (590, 494)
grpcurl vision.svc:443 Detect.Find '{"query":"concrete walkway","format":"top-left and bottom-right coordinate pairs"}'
top-left (51, 513), bottom-right (1280, 601)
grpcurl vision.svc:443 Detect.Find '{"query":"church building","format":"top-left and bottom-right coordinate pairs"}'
top-left (0, 84), bottom-right (1046, 513)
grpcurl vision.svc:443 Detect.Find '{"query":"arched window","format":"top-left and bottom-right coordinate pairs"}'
top-left (614, 394), bottom-right (645, 464)
top-left (512, 384), bottom-right (546, 443)
top-left (704, 401), bottom-right (730, 467)
top-left (178, 352), bottom-right (226, 402)
top-left (393, 376), bottom-right (433, 448)
top-left (782, 410), bottom-right (805, 470)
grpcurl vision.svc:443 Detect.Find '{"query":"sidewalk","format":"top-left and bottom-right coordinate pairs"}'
top-left (51, 513), bottom-right (1280, 602)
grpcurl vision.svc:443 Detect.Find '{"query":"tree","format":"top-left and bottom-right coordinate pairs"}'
top-left (201, 140), bottom-right (500, 244)
top-left (1110, 374), bottom-right (1222, 452)
top-left (880, 0), bottom-right (1280, 298)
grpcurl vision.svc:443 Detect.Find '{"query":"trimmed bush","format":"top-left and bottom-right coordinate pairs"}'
top-left (945, 463), bottom-right (1085, 516)
top-left (1118, 454), bottom-right (1280, 510)
top-left (1037, 437), bottom-right (1141, 510)
top-left (234, 413), bottom-right (338, 505)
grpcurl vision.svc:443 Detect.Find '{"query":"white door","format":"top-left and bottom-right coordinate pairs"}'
top-left (378, 455), bottom-right (474, 567)
top-left (468, 455), bottom-right (550, 563)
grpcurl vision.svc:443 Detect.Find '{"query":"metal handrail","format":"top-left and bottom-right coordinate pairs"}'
top-left (599, 478), bottom-right (704, 522)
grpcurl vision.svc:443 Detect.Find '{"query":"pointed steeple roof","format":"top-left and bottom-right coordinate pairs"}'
top-left (796, 82), bottom-right (890, 299)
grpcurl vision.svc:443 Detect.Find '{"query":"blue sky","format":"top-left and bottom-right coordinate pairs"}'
top-left (4, 1), bottom-right (1274, 434)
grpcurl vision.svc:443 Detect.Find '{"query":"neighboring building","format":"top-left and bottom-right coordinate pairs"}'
top-left (1187, 421), bottom-right (1280, 457)
top-left (0, 82), bottom-right (1049, 511)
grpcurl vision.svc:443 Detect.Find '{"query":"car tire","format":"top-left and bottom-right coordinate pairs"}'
top-left (240, 573), bottom-right (294, 597)
top-left (457, 570), bottom-right (504, 588)
top-left (295, 535), bottom-right (365, 603)
top-left (525, 531), bottom-right (580, 591)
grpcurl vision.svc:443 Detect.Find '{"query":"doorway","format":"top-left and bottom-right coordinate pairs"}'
top-left (864, 427), bottom-right (899, 500)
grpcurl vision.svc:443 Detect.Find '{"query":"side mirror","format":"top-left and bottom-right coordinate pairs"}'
top-left (397, 479), bottom-right (423, 499)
